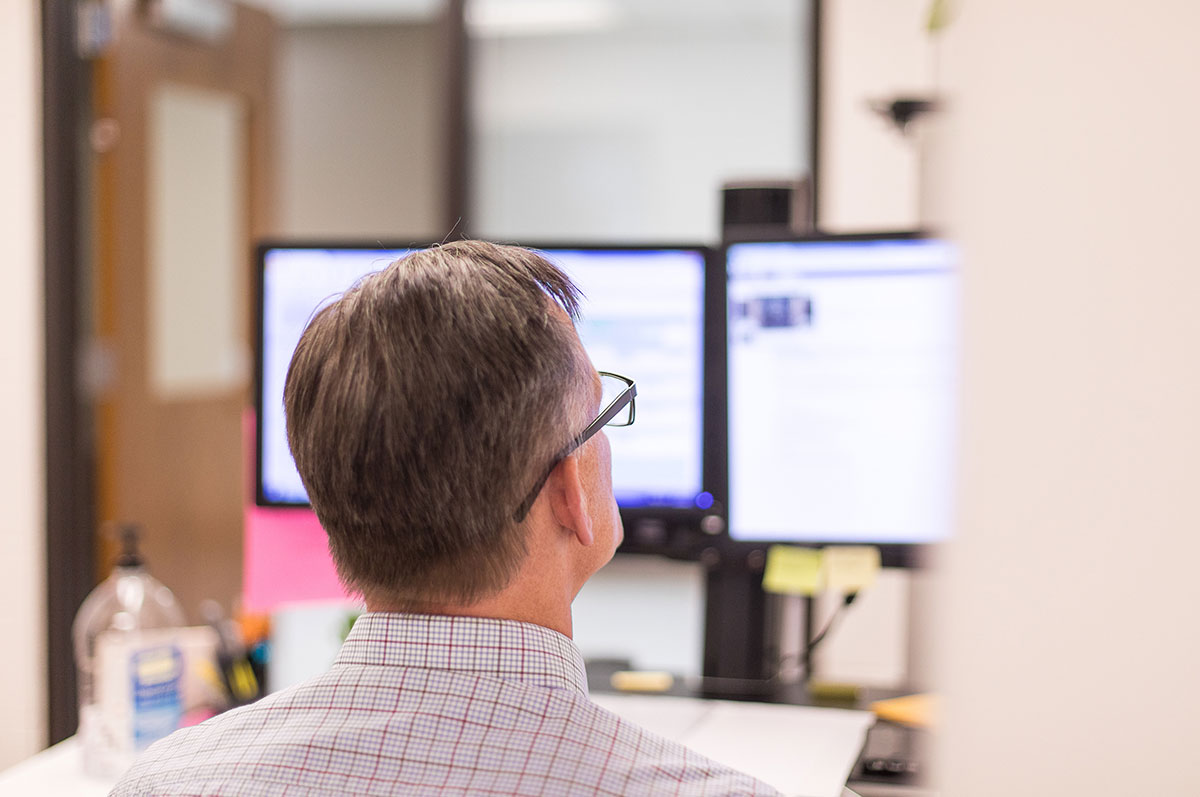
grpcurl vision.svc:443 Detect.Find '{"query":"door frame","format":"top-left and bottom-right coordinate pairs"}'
top-left (41, 0), bottom-right (95, 746)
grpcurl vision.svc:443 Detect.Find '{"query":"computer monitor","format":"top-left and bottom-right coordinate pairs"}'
top-left (256, 242), bottom-right (715, 551)
top-left (722, 233), bottom-right (958, 562)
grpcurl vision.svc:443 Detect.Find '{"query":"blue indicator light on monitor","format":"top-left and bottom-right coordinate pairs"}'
top-left (695, 492), bottom-right (714, 510)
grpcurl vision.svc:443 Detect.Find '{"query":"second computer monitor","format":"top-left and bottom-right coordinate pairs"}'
top-left (724, 234), bottom-right (958, 549)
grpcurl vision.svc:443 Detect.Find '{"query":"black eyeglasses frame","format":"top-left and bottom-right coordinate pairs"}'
top-left (511, 371), bottom-right (636, 522)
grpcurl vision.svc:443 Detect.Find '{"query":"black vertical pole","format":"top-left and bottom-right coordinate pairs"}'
top-left (801, 595), bottom-right (815, 680)
top-left (42, 0), bottom-right (96, 744)
top-left (701, 549), bottom-right (768, 683)
top-left (443, 0), bottom-right (470, 236)
top-left (809, 0), bottom-right (823, 230)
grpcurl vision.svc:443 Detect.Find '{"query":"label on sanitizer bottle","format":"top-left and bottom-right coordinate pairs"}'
top-left (130, 644), bottom-right (183, 752)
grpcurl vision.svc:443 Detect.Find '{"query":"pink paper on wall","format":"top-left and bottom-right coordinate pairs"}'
top-left (242, 410), bottom-right (351, 611)
top-left (243, 504), bottom-right (350, 612)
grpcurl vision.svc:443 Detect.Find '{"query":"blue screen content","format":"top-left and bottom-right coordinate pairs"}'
top-left (539, 248), bottom-right (708, 510)
top-left (258, 246), bottom-right (708, 511)
top-left (725, 238), bottom-right (958, 544)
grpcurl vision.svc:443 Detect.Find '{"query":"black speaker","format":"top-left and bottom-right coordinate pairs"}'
top-left (721, 178), bottom-right (813, 242)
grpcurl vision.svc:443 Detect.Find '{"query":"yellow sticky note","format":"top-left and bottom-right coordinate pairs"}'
top-left (823, 545), bottom-right (881, 592)
top-left (762, 545), bottom-right (824, 595)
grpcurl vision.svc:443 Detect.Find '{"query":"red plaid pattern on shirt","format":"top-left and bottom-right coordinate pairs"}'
top-left (111, 612), bottom-right (782, 796)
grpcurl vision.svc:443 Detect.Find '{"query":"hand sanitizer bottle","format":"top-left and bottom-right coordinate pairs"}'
top-left (72, 524), bottom-right (187, 777)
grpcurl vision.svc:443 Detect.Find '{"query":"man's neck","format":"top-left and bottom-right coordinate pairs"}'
top-left (366, 584), bottom-right (575, 638)
top-left (365, 501), bottom-right (597, 639)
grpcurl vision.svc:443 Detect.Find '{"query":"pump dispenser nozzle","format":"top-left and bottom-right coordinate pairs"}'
top-left (114, 523), bottom-right (145, 568)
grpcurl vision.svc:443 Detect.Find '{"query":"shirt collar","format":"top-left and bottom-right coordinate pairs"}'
top-left (335, 612), bottom-right (590, 697)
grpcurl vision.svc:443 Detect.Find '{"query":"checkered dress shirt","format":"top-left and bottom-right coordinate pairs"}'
top-left (111, 612), bottom-right (782, 796)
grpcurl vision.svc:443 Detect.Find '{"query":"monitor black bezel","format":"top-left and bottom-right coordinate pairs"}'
top-left (713, 229), bottom-right (949, 569)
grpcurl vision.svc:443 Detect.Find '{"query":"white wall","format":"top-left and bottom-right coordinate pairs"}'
top-left (471, 9), bottom-right (807, 243)
top-left (935, 3), bottom-right (1200, 793)
top-left (0, 0), bottom-right (47, 768)
top-left (818, 0), bottom-right (933, 232)
top-left (274, 23), bottom-right (447, 239)
top-left (574, 555), bottom-right (705, 678)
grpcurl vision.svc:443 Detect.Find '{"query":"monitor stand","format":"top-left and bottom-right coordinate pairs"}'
top-left (700, 546), bottom-right (772, 696)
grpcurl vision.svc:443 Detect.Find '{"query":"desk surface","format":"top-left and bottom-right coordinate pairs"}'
top-left (0, 739), bottom-right (112, 797)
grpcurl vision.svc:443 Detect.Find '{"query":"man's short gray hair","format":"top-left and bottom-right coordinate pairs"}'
top-left (283, 240), bottom-right (590, 607)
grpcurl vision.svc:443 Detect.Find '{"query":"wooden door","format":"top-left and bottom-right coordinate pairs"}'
top-left (91, 1), bottom-right (274, 618)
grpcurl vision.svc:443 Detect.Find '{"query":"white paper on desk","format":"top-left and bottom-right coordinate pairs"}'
top-left (590, 693), bottom-right (713, 741)
top-left (591, 694), bottom-right (875, 797)
top-left (685, 702), bottom-right (876, 797)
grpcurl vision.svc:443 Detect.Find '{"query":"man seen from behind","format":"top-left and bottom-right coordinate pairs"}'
top-left (112, 240), bottom-right (780, 796)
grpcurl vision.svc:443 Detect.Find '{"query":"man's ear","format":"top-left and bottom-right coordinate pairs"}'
top-left (547, 454), bottom-right (594, 547)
